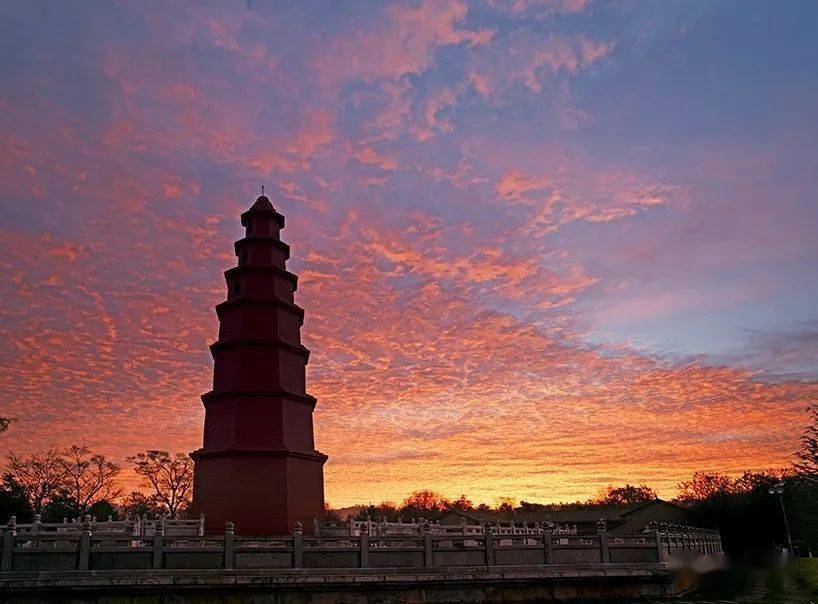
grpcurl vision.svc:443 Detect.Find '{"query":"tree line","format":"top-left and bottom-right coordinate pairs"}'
top-left (0, 419), bottom-right (194, 524)
top-left (346, 405), bottom-right (818, 557)
top-left (2, 405), bottom-right (815, 556)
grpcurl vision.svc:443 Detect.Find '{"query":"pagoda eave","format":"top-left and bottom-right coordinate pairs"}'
top-left (234, 236), bottom-right (290, 258)
top-left (201, 389), bottom-right (317, 409)
top-left (215, 297), bottom-right (305, 323)
top-left (191, 447), bottom-right (327, 463)
top-left (241, 207), bottom-right (284, 228)
top-left (209, 338), bottom-right (311, 359)
top-left (224, 265), bottom-right (298, 286)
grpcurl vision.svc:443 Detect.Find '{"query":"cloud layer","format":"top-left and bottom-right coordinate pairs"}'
top-left (1, 1), bottom-right (817, 506)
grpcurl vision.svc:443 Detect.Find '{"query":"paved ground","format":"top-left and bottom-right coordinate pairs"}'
top-left (0, 563), bottom-right (678, 602)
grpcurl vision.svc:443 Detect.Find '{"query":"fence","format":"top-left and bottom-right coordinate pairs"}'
top-left (338, 517), bottom-right (578, 538)
top-left (650, 523), bottom-right (723, 557)
top-left (0, 514), bottom-right (204, 538)
top-left (0, 517), bottom-right (721, 573)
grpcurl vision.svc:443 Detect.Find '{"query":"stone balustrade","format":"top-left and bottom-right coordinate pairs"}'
top-left (0, 513), bottom-right (205, 538)
top-left (340, 517), bottom-right (578, 538)
top-left (0, 516), bottom-right (721, 573)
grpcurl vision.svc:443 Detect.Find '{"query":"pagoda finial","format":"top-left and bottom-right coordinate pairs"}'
top-left (261, 184), bottom-right (264, 196)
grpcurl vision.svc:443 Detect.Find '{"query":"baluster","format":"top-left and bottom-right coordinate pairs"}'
top-left (152, 518), bottom-right (164, 569)
top-left (484, 524), bottom-right (495, 567)
top-left (293, 522), bottom-right (303, 568)
top-left (423, 522), bottom-right (434, 568)
top-left (597, 519), bottom-right (609, 564)
top-left (543, 526), bottom-right (553, 564)
top-left (1, 516), bottom-right (16, 571)
top-left (654, 529), bottom-right (664, 563)
top-left (359, 531), bottom-right (369, 568)
top-left (224, 522), bottom-right (234, 570)
top-left (78, 516), bottom-right (92, 570)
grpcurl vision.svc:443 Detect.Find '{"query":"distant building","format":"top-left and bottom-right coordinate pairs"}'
top-left (439, 499), bottom-right (689, 534)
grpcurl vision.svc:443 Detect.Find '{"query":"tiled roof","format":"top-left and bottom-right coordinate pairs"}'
top-left (249, 195), bottom-right (274, 212)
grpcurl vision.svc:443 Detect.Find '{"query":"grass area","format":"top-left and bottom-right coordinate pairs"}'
top-left (791, 558), bottom-right (818, 598)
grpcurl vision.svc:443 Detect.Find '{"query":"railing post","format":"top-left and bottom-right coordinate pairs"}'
top-left (359, 531), bottom-right (369, 568)
top-left (484, 525), bottom-right (495, 567)
top-left (32, 514), bottom-right (41, 536)
top-left (199, 513), bottom-right (206, 537)
top-left (152, 518), bottom-right (164, 569)
top-left (224, 522), bottom-right (234, 570)
top-left (597, 519), bottom-right (609, 564)
top-left (423, 522), bottom-right (434, 568)
top-left (2, 516), bottom-right (16, 571)
top-left (654, 529), bottom-right (664, 563)
top-left (543, 528), bottom-right (553, 564)
top-left (293, 522), bottom-right (303, 568)
top-left (78, 515), bottom-right (92, 570)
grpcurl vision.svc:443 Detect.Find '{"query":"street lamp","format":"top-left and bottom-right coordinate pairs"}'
top-left (768, 481), bottom-right (794, 554)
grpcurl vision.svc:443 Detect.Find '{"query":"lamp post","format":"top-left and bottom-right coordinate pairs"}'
top-left (768, 481), bottom-right (794, 554)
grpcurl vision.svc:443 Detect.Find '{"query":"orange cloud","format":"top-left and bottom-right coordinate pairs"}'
top-left (497, 171), bottom-right (553, 202)
top-left (315, 0), bottom-right (492, 85)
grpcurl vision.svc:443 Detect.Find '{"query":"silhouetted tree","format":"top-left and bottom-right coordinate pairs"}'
top-left (0, 475), bottom-right (33, 523)
top-left (594, 484), bottom-right (657, 506)
top-left (323, 503), bottom-right (342, 522)
top-left (41, 491), bottom-right (81, 522)
top-left (449, 494), bottom-right (474, 511)
top-left (355, 501), bottom-right (401, 521)
top-left (5, 449), bottom-right (67, 514)
top-left (677, 472), bottom-right (734, 502)
top-left (0, 417), bottom-right (15, 435)
top-left (673, 469), bottom-right (809, 556)
top-left (794, 405), bottom-right (818, 484)
top-left (89, 499), bottom-right (118, 522)
top-left (518, 500), bottom-right (548, 513)
top-left (118, 491), bottom-right (165, 519)
top-left (401, 490), bottom-right (449, 512)
top-left (59, 445), bottom-right (122, 516)
top-left (492, 497), bottom-right (516, 519)
top-left (127, 451), bottom-right (193, 518)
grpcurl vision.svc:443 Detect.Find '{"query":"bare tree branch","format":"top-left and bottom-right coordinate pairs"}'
top-left (0, 417), bottom-right (15, 435)
top-left (5, 449), bottom-right (68, 514)
top-left (127, 450), bottom-right (193, 518)
top-left (60, 445), bottom-right (123, 515)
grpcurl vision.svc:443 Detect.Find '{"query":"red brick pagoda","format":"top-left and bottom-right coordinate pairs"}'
top-left (191, 195), bottom-right (327, 535)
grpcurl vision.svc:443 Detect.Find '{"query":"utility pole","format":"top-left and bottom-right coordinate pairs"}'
top-left (768, 481), bottom-right (794, 554)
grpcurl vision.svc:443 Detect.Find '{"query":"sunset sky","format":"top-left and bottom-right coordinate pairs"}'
top-left (1, 1), bottom-right (817, 507)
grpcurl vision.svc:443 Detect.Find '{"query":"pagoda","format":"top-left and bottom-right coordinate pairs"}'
top-left (191, 195), bottom-right (327, 535)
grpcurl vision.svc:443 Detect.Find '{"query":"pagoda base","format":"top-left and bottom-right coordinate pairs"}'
top-left (190, 449), bottom-right (326, 536)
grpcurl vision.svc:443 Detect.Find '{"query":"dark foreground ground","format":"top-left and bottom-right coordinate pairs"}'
top-left (0, 560), bottom-right (814, 603)
top-left (674, 558), bottom-right (818, 604)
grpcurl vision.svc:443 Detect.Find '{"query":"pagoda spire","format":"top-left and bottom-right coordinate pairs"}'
top-left (191, 195), bottom-right (327, 535)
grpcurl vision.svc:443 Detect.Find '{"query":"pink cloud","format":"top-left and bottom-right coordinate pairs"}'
top-left (317, 0), bottom-right (493, 84)
top-left (497, 170), bottom-right (553, 202)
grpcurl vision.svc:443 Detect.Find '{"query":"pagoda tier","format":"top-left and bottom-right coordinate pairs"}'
top-left (191, 195), bottom-right (327, 535)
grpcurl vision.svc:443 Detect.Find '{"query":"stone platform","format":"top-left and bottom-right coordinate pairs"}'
top-left (0, 564), bottom-right (682, 602)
